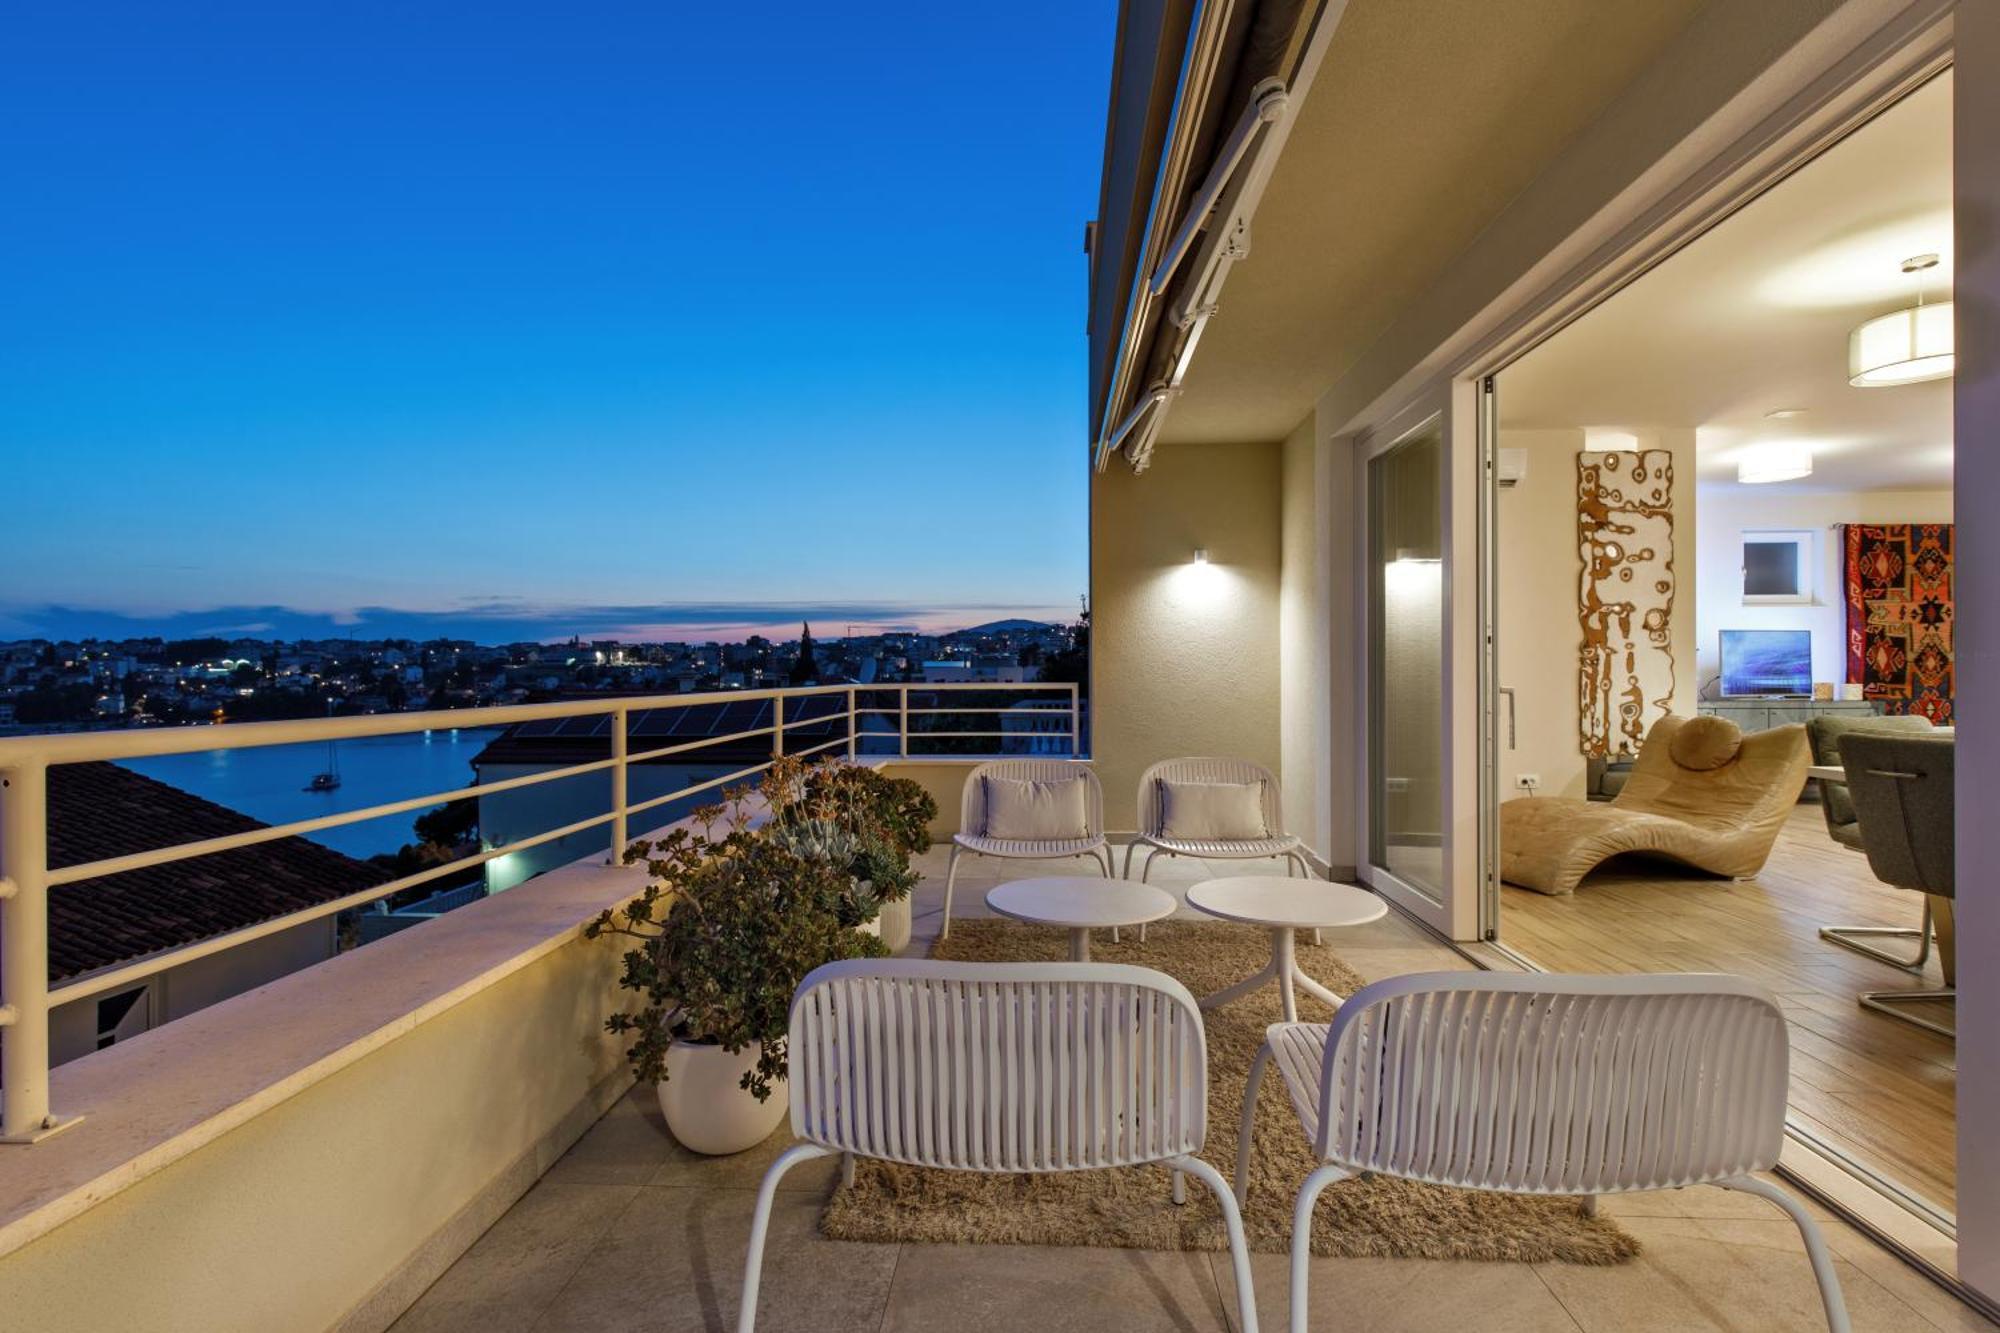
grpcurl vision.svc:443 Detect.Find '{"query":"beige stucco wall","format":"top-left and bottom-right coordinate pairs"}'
top-left (1278, 414), bottom-right (1331, 866)
top-left (1497, 429), bottom-right (1696, 801)
top-left (0, 878), bottom-right (631, 1333)
top-left (1497, 429), bottom-right (1589, 799)
top-left (1092, 439), bottom-right (1283, 830)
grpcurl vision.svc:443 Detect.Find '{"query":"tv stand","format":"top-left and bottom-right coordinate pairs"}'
top-left (1698, 698), bottom-right (1882, 733)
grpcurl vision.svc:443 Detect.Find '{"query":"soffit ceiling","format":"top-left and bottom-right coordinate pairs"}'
top-left (1161, 0), bottom-right (1709, 446)
top-left (1499, 71), bottom-right (1953, 495)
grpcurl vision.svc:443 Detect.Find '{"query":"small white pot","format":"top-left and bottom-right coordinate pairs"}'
top-left (876, 896), bottom-right (913, 953)
top-left (657, 1039), bottom-right (788, 1156)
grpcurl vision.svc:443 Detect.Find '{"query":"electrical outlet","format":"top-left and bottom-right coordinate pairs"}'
top-left (1514, 773), bottom-right (1541, 792)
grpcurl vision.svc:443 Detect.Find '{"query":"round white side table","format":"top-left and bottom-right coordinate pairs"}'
top-left (1185, 876), bottom-right (1387, 1021)
top-left (985, 877), bottom-right (1179, 961)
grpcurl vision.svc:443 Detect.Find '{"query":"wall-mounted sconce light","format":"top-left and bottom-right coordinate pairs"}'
top-left (1193, 547), bottom-right (1209, 565)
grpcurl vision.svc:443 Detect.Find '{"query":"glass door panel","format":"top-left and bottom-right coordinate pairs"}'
top-left (1367, 422), bottom-right (1446, 899)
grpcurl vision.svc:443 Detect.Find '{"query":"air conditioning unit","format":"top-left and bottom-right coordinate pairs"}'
top-left (1497, 448), bottom-right (1528, 488)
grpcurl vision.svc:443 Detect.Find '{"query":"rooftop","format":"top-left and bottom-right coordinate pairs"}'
top-left (43, 761), bottom-right (388, 982)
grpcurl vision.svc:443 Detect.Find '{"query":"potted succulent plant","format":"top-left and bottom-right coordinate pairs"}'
top-left (585, 785), bottom-right (887, 1155)
top-left (772, 758), bottom-right (936, 952)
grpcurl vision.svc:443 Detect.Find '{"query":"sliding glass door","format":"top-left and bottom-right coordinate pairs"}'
top-left (1367, 423), bottom-right (1447, 899)
top-left (1356, 387), bottom-right (1483, 939)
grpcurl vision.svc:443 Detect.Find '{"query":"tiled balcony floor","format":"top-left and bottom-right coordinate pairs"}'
top-left (392, 848), bottom-right (1990, 1333)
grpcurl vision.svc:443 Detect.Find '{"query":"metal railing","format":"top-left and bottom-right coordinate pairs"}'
top-left (0, 680), bottom-right (1080, 1142)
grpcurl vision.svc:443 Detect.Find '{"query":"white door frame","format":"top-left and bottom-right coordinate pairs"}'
top-left (1353, 383), bottom-right (1481, 940)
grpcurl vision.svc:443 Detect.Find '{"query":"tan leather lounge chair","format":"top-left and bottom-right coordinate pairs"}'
top-left (1500, 714), bottom-right (1811, 896)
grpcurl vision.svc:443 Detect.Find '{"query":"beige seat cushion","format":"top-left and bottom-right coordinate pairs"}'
top-left (1160, 779), bottom-right (1268, 840)
top-left (983, 775), bottom-right (1090, 841)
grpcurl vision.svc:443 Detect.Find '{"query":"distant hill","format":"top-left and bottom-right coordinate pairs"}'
top-left (955, 618), bottom-right (1056, 635)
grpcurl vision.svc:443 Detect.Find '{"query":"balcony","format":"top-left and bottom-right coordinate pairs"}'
top-left (0, 688), bottom-right (1977, 1331)
top-left (382, 845), bottom-right (1964, 1333)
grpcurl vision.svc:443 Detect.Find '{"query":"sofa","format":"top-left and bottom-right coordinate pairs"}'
top-left (1500, 713), bottom-right (1811, 896)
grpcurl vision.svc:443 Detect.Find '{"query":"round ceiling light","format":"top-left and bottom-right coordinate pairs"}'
top-left (1849, 255), bottom-right (1954, 387)
top-left (1738, 441), bottom-right (1813, 485)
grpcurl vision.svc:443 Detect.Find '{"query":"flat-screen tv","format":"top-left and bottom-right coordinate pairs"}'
top-left (1719, 629), bottom-right (1812, 698)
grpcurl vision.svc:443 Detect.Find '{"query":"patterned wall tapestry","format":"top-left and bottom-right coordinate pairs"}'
top-left (1844, 523), bottom-right (1954, 723)
top-left (1577, 450), bottom-right (1677, 759)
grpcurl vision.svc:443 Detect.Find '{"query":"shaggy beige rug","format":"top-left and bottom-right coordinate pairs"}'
top-left (820, 920), bottom-right (1639, 1264)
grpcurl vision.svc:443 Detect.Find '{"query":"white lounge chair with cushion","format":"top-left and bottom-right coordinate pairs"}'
top-left (1125, 756), bottom-right (1309, 882)
top-left (1235, 971), bottom-right (1849, 1333)
top-left (942, 759), bottom-right (1110, 939)
top-left (739, 959), bottom-right (1260, 1333)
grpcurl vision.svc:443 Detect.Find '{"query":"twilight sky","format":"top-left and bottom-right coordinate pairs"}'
top-left (0, 4), bottom-right (1106, 643)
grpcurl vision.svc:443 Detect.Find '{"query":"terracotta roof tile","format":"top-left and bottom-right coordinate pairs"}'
top-left (38, 762), bottom-right (391, 984)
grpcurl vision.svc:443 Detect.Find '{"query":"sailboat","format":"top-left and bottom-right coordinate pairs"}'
top-left (304, 738), bottom-right (342, 792)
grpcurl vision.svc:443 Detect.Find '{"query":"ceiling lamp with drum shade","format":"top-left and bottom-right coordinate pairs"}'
top-left (1849, 254), bottom-right (1954, 387)
top-left (1738, 441), bottom-right (1814, 485)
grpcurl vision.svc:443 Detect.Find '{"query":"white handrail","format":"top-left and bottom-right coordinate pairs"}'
top-left (46, 751), bottom-right (629, 887)
top-left (0, 680), bottom-right (1083, 1142)
top-left (0, 682), bottom-right (872, 765)
top-left (47, 803), bottom-right (621, 1011)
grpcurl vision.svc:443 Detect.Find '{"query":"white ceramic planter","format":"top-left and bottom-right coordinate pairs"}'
top-left (657, 1039), bottom-right (788, 1155)
top-left (876, 896), bottom-right (913, 953)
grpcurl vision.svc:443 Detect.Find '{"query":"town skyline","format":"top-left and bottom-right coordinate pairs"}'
top-left (0, 599), bottom-right (1083, 647)
top-left (1, 617), bottom-right (1084, 734)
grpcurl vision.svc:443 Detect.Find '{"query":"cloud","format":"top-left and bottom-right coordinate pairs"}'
top-left (0, 598), bottom-right (1076, 644)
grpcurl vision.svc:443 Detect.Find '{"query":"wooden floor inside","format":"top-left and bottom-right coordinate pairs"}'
top-left (1499, 803), bottom-right (1957, 1213)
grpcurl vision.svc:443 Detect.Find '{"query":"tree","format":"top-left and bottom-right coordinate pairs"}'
top-left (413, 788), bottom-right (479, 848)
top-left (14, 682), bottom-right (98, 724)
top-left (1038, 601), bottom-right (1090, 698)
top-left (157, 637), bottom-right (229, 666)
top-left (788, 622), bottom-right (819, 686)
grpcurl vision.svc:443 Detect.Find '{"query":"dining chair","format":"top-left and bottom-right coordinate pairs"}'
top-left (1806, 713), bottom-right (1937, 969)
top-left (1234, 970), bottom-right (1849, 1333)
top-left (739, 958), bottom-right (1259, 1332)
top-left (1841, 731), bottom-right (1955, 1037)
top-left (942, 760), bottom-right (1111, 939)
top-left (1125, 757), bottom-right (1310, 883)
top-left (1128, 756), bottom-right (1314, 940)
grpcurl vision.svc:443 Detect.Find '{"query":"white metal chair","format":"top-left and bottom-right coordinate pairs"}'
top-left (1234, 971), bottom-right (1849, 1333)
top-left (740, 959), bottom-right (1259, 1333)
top-left (1125, 756), bottom-right (1310, 883)
top-left (942, 760), bottom-right (1111, 939)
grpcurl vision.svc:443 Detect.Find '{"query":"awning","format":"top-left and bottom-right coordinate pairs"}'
top-left (1087, 0), bottom-right (1342, 472)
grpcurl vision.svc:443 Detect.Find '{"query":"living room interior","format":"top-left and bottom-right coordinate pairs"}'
top-left (1488, 69), bottom-right (1957, 1222)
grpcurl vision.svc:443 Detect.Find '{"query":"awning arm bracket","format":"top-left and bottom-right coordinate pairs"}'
top-left (1146, 78), bottom-right (1289, 299)
top-left (1092, 385), bottom-right (1179, 473)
